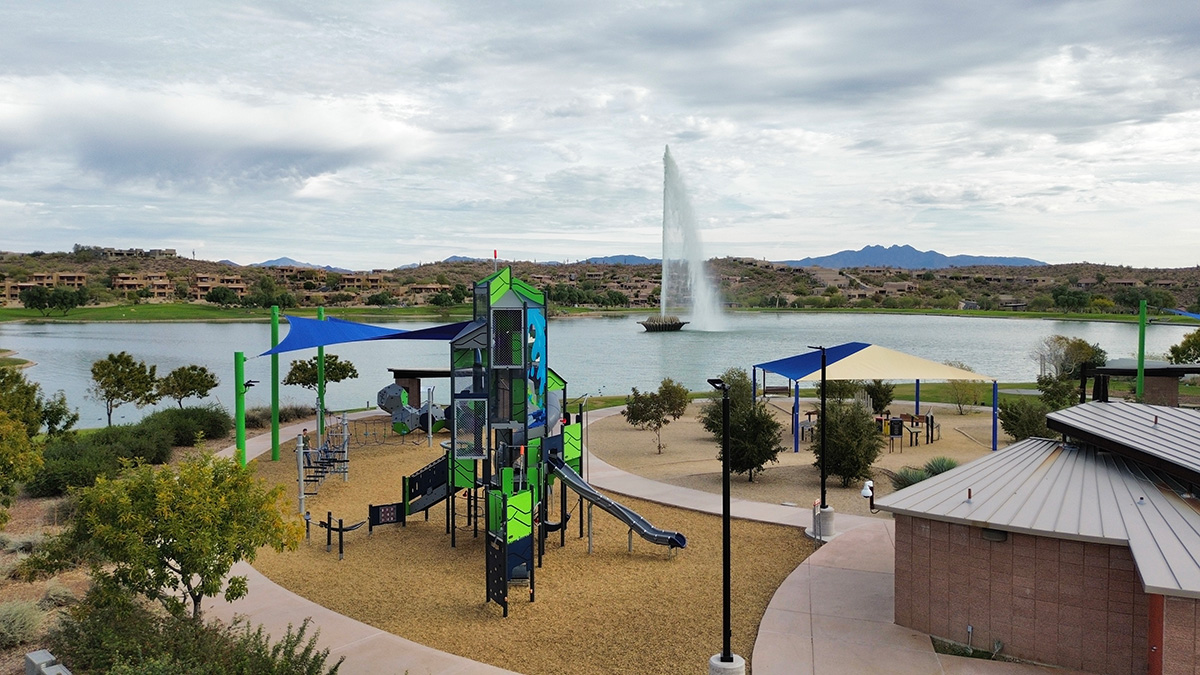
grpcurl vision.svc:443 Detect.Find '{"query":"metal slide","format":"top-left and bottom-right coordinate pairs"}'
top-left (546, 456), bottom-right (686, 549)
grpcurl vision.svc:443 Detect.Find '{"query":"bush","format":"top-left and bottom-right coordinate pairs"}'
top-left (810, 400), bottom-right (884, 487)
top-left (26, 422), bottom-right (172, 497)
top-left (39, 581), bottom-right (77, 609)
top-left (51, 586), bottom-right (342, 674)
top-left (890, 466), bottom-right (930, 490)
top-left (998, 398), bottom-right (1052, 441)
top-left (142, 405), bottom-right (233, 447)
top-left (0, 600), bottom-right (40, 648)
top-left (923, 457), bottom-right (959, 477)
top-left (3, 533), bottom-right (43, 554)
top-left (25, 443), bottom-right (120, 498)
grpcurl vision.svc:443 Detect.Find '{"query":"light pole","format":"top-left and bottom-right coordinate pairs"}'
top-left (808, 345), bottom-right (834, 539)
top-left (707, 378), bottom-right (744, 675)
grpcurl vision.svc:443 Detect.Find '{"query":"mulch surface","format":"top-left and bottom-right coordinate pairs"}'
top-left (250, 427), bottom-right (813, 674)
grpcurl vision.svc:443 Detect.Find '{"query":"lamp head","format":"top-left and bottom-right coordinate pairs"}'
top-left (707, 378), bottom-right (728, 392)
top-left (244, 379), bottom-right (259, 389)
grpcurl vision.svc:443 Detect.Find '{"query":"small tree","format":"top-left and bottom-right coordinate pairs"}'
top-left (157, 365), bottom-right (220, 408)
top-left (810, 400), bottom-right (884, 487)
top-left (48, 286), bottom-right (83, 315)
top-left (944, 361), bottom-right (985, 414)
top-left (699, 367), bottom-right (753, 437)
top-left (863, 379), bottom-right (895, 415)
top-left (1169, 330), bottom-right (1200, 364)
top-left (204, 286), bottom-right (238, 307)
top-left (89, 352), bottom-right (160, 426)
top-left (26, 454), bottom-right (301, 620)
top-left (720, 398), bottom-right (784, 481)
top-left (0, 411), bottom-right (42, 528)
top-left (18, 286), bottom-right (52, 315)
top-left (283, 355), bottom-right (359, 398)
top-left (622, 378), bottom-right (690, 454)
top-left (1037, 373), bottom-right (1078, 411)
top-left (998, 397), bottom-right (1051, 441)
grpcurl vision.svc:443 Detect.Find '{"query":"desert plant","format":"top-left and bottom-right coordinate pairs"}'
top-left (4, 532), bottom-right (43, 554)
top-left (622, 378), bottom-right (690, 454)
top-left (998, 397), bottom-right (1052, 441)
top-left (0, 600), bottom-right (40, 648)
top-left (922, 456), bottom-right (959, 476)
top-left (39, 581), bottom-right (77, 609)
top-left (944, 361), bottom-right (985, 414)
top-left (890, 466), bottom-right (930, 491)
top-left (142, 405), bottom-right (233, 447)
top-left (863, 379), bottom-right (895, 415)
top-left (810, 399), bottom-right (885, 487)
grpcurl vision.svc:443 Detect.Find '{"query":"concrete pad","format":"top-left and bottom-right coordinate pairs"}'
top-left (808, 566), bottom-right (894, 623)
top-left (750, 629), bottom-right (814, 675)
top-left (813, 637), bottom-right (943, 675)
top-left (807, 522), bottom-right (895, 574)
top-left (759, 606), bottom-right (813, 636)
top-left (812, 614), bottom-right (933, 650)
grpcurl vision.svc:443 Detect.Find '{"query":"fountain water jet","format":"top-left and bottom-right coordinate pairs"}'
top-left (659, 145), bottom-right (724, 331)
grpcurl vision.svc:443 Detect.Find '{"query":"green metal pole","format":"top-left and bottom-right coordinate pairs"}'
top-left (1137, 300), bottom-right (1147, 399)
top-left (317, 307), bottom-right (326, 442)
top-left (235, 351), bottom-right (247, 467)
top-left (271, 306), bottom-right (280, 461)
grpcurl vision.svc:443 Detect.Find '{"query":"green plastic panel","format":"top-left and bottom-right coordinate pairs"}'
top-left (501, 467), bottom-right (514, 496)
top-left (489, 268), bottom-right (512, 306)
top-left (564, 423), bottom-right (582, 461)
top-left (488, 490), bottom-right (503, 533)
top-left (511, 277), bottom-right (545, 305)
top-left (547, 368), bottom-right (566, 392)
top-left (506, 490), bottom-right (532, 544)
top-left (453, 457), bottom-right (475, 490)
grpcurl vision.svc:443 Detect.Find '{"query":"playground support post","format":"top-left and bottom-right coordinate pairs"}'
top-left (295, 433), bottom-right (305, 514)
top-left (317, 307), bottom-right (326, 444)
top-left (1138, 300), bottom-right (1147, 398)
top-left (271, 306), bottom-right (280, 461)
top-left (234, 351), bottom-right (247, 467)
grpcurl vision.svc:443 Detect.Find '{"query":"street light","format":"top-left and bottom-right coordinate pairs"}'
top-left (808, 345), bottom-right (833, 539)
top-left (706, 378), bottom-right (743, 674)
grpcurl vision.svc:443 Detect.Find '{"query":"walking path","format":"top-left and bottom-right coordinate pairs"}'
top-left (211, 410), bottom-right (1079, 674)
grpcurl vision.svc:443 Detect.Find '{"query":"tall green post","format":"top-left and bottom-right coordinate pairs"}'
top-left (317, 307), bottom-right (326, 442)
top-left (235, 351), bottom-right (247, 467)
top-left (271, 306), bottom-right (280, 461)
top-left (1137, 300), bottom-right (1147, 399)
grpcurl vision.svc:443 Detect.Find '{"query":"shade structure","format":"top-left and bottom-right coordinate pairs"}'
top-left (1163, 308), bottom-right (1200, 322)
top-left (259, 316), bottom-right (473, 356)
top-left (754, 342), bottom-right (993, 382)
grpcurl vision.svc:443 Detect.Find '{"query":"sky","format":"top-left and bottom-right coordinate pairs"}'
top-left (2, 2), bottom-right (1199, 270)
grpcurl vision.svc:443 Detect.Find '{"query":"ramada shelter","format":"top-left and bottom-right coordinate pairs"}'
top-left (876, 401), bottom-right (1200, 675)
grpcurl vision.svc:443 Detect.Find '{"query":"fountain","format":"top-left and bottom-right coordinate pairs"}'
top-left (642, 146), bottom-right (724, 332)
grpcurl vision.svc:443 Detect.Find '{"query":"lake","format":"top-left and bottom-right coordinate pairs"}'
top-left (1, 313), bottom-right (1193, 426)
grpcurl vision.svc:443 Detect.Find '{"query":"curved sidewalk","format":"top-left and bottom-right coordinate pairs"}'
top-left (213, 411), bottom-right (1073, 674)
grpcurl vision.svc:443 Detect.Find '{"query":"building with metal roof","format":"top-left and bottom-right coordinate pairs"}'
top-left (876, 401), bottom-right (1200, 675)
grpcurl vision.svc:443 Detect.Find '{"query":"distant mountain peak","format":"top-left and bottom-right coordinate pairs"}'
top-left (778, 245), bottom-right (1045, 270)
top-left (251, 257), bottom-right (352, 273)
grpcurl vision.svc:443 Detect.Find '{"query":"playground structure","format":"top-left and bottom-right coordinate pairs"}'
top-left (295, 412), bottom-right (350, 515)
top-left (365, 268), bottom-right (688, 616)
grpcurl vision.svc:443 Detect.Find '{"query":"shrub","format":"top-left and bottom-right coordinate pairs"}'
top-left (89, 422), bottom-right (174, 464)
top-left (0, 600), bottom-right (40, 648)
top-left (4, 533), bottom-right (44, 554)
top-left (25, 443), bottom-right (120, 498)
top-left (923, 457), bottom-right (959, 477)
top-left (51, 586), bottom-right (342, 674)
top-left (999, 398), bottom-right (1052, 441)
top-left (811, 400), bottom-right (885, 487)
top-left (39, 581), bottom-right (77, 609)
top-left (142, 405), bottom-right (232, 447)
top-left (890, 466), bottom-right (930, 491)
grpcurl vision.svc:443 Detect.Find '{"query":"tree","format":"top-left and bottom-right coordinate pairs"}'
top-left (622, 378), bottom-right (690, 454)
top-left (157, 365), bottom-right (220, 408)
top-left (365, 291), bottom-right (395, 306)
top-left (1037, 373), bottom-right (1078, 411)
top-left (699, 368), bottom-right (785, 481)
top-left (1030, 335), bottom-right (1106, 380)
top-left (863, 379), bottom-right (895, 415)
top-left (944, 361), bottom-right (985, 414)
top-left (1169, 330), bottom-right (1200, 364)
top-left (89, 352), bottom-right (160, 426)
top-left (204, 286), bottom-right (238, 307)
top-left (0, 368), bottom-right (77, 437)
top-left (49, 286), bottom-right (83, 315)
top-left (19, 285), bottom-right (52, 315)
top-left (283, 355), bottom-right (358, 395)
top-left (0, 411), bottom-right (42, 529)
top-left (27, 454), bottom-right (301, 619)
top-left (999, 398), bottom-right (1051, 441)
top-left (810, 399), bottom-right (884, 487)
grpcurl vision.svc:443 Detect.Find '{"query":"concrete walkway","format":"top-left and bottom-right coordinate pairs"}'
top-left (210, 410), bottom-right (1080, 674)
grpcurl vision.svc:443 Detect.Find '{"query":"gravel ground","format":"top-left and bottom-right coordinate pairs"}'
top-left (250, 428), bottom-right (814, 675)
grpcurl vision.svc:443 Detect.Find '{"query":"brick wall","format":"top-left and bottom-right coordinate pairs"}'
top-left (1164, 596), bottom-right (1199, 674)
top-left (894, 514), bottom-right (1149, 674)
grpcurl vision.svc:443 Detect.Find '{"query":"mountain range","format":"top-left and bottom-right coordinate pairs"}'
top-left (777, 245), bottom-right (1045, 269)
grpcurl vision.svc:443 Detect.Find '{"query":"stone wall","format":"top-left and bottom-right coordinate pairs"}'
top-left (893, 514), bottom-right (1149, 674)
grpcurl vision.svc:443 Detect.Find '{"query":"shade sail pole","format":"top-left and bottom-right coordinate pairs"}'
top-left (992, 381), bottom-right (998, 452)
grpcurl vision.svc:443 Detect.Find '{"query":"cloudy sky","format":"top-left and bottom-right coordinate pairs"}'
top-left (2, 2), bottom-right (1198, 270)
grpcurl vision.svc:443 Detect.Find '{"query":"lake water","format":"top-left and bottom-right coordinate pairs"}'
top-left (1, 313), bottom-right (1192, 426)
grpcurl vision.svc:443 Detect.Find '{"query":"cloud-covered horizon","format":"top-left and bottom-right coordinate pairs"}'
top-left (2, 1), bottom-right (1199, 269)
